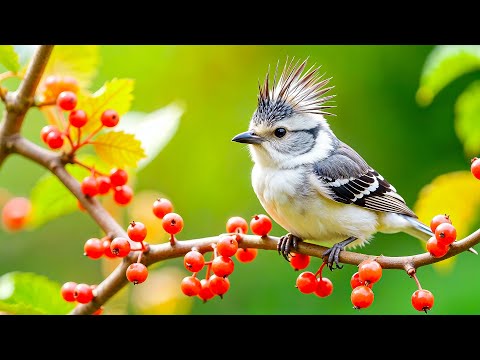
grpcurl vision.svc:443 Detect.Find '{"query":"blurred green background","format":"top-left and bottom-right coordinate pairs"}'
top-left (1, 45), bottom-right (479, 315)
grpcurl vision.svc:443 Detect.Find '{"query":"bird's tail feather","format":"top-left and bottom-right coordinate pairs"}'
top-left (400, 214), bottom-right (478, 255)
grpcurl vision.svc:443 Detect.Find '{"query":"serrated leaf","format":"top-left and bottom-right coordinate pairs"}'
top-left (416, 45), bottom-right (480, 106)
top-left (29, 163), bottom-right (90, 228)
top-left (116, 103), bottom-right (183, 171)
top-left (41, 45), bottom-right (100, 89)
top-left (0, 272), bottom-right (75, 314)
top-left (0, 45), bottom-right (20, 73)
top-left (92, 131), bottom-right (146, 168)
top-left (75, 78), bottom-right (135, 135)
top-left (454, 80), bottom-right (480, 157)
top-left (413, 171), bottom-right (480, 272)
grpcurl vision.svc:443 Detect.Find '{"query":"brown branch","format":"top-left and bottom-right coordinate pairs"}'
top-left (0, 45), bottom-right (54, 165)
top-left (70, 226), bottom-right (480, 315)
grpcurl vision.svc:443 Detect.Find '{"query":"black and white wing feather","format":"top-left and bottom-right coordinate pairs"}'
top-left (313, 142), bottom-right (417, 218)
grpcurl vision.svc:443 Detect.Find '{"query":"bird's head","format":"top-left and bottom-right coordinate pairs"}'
top-left (232, 58), bottom-right (337, 168)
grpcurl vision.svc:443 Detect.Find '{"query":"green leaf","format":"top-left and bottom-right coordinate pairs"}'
top-left (0, 45), bottom-right (20, 73)
top-left (416, 45), bottom-right (480, 106)
top-left (92, 130), bottom-right (146, 168)
top-left (76, 78), bottom-right (135, 135)
top-left (454, 80), bottom-right (480, 157)
top-left (0, 272), bottom-right (75, 314)
top-left (116, 103), bottom-right (183, 171)
top-left (29, 163), bottom-right (89, 228)
top-left (42, 45), bottom-right (100, 89)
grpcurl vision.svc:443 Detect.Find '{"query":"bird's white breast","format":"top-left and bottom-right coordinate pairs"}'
top-left (251, 164), bottom-right (379, 248)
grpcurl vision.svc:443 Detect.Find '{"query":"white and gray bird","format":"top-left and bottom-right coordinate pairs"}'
top-left (232, 57), bottom-right (469, 270)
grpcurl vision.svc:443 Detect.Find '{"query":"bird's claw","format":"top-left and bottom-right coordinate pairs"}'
top-left (277, 233), bottom-right (302, 262)
top-left (322, 245), bottom-right (344, 271)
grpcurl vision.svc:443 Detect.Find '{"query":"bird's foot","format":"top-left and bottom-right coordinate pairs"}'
top-left (322, 236), bottom-right (357, 271)
top-left (277, 233), bottom-right (303, 262)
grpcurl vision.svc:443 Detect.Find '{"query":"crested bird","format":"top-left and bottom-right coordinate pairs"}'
top-left (232, 57), bottom-right (476, 270)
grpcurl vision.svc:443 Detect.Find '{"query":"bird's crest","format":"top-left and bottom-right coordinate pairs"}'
top-left (257, 57), bottom-right (336, 118)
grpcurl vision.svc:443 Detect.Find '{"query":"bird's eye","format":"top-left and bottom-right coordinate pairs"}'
top-left (274, 128), bottom-right (287, 138)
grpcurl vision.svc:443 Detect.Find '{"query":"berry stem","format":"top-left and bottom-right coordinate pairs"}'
top-left (411, 271), bottom-right (423, 290)
top-left (169, 234), bottom-right (176, 246)
top-left (137, 249), bottom-right (143, 263)
top-left (78, 123), bottom-right (104, 147)
top-left (315, 262), bottom-right (328, 279)
top-left (72, 158), bottom-right (108, 177)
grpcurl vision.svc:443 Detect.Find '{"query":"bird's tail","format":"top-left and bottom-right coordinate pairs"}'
top-left (400, 214), bottom-right (478, 255)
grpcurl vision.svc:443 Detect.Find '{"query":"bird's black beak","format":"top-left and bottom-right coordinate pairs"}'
top-left (231, 131), bottom-right (264, 145)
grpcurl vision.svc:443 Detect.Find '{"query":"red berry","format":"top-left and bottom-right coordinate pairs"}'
top-left (350, 271), bottom-right (371, 289)
top-left (127, 221), bottom-right (147, 242)
top-left (74, 283), bottom-right (94, 304)
top-left (435, 222), bottom-right (457, 246)
top-left (181, 276), bottom-right (202, 296)
top-left (315, 277), bottom-right (334, 298)
top-left (61, 281), bottom-right (78, 302)
top-left (152, 198), bottom-right (174, 219)
top-left (412, 289), bottom-right (434, 313)
top-left (358, 259), bottom-right (382, 285)
top-left (184, 249), bottom-right (205, 273)
top-left (471, 157), bottom-right (480, 180)
top-left (110, 237), bottom-right (131, 257)
top-left (430, 214), bottom-right (452, 233)
top-left (426, 236), bottom-right (449, 258)
top-left (351, 285), bottom-right (374, 309)
top-left (103, 239), bottom-right (116, 258)
top-left (216, 235), bottom-right (238, 257)
top-left (46, 130), bottom-right (64, 149)
top-left (162, 212), bottom-right (184, 235)
top-left (211, 255), bottom-right (235, 277)
top-left (44, 75), bottom-right (79, 98)
top-left (198, 278), bottom-right (215, 302)
top-left (40, 125), bottom-right (58, 143)
top-left (126, 263), bottom-right (148, 284)
top-left (1, 196), bottom-right (31, 231)
top-left (290, 253), bottom-right (310, 271)
top-left (83, 238), bottom-right (104, 259)
top-left (113, 185), bottom-right (133, 205)
top-left (109, 168), bottom-right (128, 187)
top-left (68, 109), bottom-right (88, 128)
top-left (96, 176), bottom-right (111, 195)
top-left (101, 109), bottom-right (120, 127)
top-left (209, 274), bottom-right (230, 296)
top-left (57, 91), bottom-right (77, 111)
top-left (235, 248), bottom-right (257, 263)
top-left (295, 271), bottom-right (317, 294)
top-left (250, 214), bottom-right (273, 236)
top-left (81, 176), bottom-right (99, 197)
top-left (226, 216), bottom-right (248, 234)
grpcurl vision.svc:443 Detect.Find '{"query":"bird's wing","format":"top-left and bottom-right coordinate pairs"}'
top-left (312, 141), bottom-right (417, 218)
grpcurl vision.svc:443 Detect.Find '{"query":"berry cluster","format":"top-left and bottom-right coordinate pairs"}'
top-left (295, 262), bottom-right (333, 298)
top-left (79, 167), bottom-right (134, 206)
top-left (180, 214), bottom-right (271, 302)
top-left (426, 214), bottom-right (457, 258)
top-left (60, 281), bottom-right (102, 313)
top-left (349, 259), bottom-right (382, 309)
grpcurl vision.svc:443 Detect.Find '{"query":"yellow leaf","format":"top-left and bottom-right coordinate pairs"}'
top-left (413, 171), bottom-right (480, 272)
top-left (92, 131), bottom-right (146, 168)
top-left (41, 45), bottom-right (100, 89)
top-left (75, 78), bottom-right (135, 136)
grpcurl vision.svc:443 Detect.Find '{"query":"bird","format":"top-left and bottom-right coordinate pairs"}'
top-left (232, 57), bottom-right (476, 270)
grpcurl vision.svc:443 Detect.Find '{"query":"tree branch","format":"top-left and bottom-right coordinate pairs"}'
top-left (70, 226), bottom-right (480, 315)
top-left (0, 45), bottom-right (54, 165)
